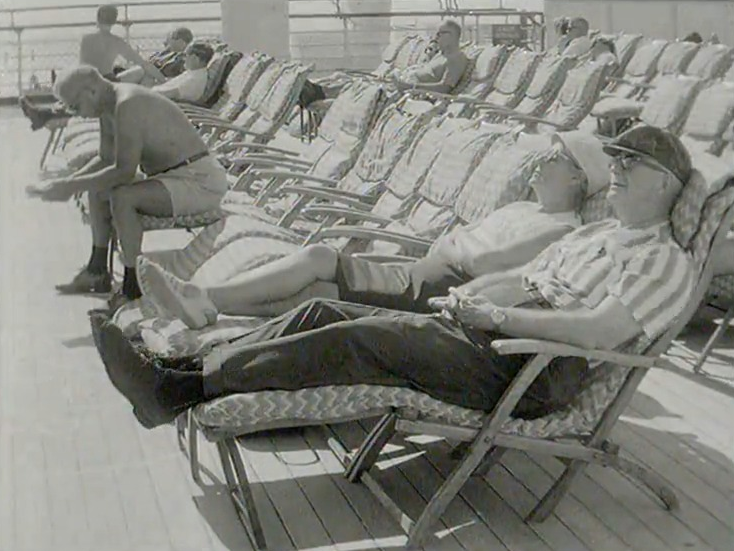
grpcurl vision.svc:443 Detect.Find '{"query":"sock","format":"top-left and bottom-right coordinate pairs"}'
top-left (123, 267), bottom-right (142, 299)
top-left (87, 246), bottom-right (109, 274)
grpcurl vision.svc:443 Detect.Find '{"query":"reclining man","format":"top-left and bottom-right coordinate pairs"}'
top-left (390, 20), bottom-right (469, 94)
top-left (26, 65), bottom-right (230, 305)
top-left (117, 27), bottom-right (195, 85)
top-left (106, 126), bottom-right (695, 429)
top-left (147, 40), bottom-right (214, 102)
top-left (19, 4), bottom-right (167, 130)
top-left (139, 132), bottom-right (610, 326)
top-left (559, 17), bottom-right (593, 58)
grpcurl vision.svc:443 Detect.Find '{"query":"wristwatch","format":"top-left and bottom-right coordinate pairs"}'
top-left (490, 307), bottom-right (507, 329)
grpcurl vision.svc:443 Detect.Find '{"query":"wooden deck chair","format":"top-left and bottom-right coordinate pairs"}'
top-left (602, 38), bottom-right (668, 99)
top-left (177, 167), bottom-right (734, 550)
top-left (219, 80), bottom-right (391, 183)
top-left (682, 43), bottom-right (734, 80)
top-left (610, 33), bottom-right (644, 78)
top-left (591, 74), bottom-right (704, 137)
top-left (678, 80), bottom-right (734, 155)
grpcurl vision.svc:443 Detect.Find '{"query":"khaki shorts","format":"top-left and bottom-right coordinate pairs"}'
top-left (153, 156), bottom-right (229, 217)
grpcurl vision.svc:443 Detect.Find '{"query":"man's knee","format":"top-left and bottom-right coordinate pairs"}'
top-left (301, 244), bottom-right (338, 278)
top-left (109, 185), bottom-right (139, 212)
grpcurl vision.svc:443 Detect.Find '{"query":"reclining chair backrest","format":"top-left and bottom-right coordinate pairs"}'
top-left (245, 61), bottom-right (288, 113)
top-left (219, 53), bottom-right (274, 121)
top-left (318, 80), bottom-right (385, 144)
top-left (608, 38), bottom-right (668, 98)
top-left (337, 102), bottom-right (438, 197)
top-left (197, 48), bottom-right (244, 109)
top-left (679, 81), bottom-right (734, 155)
top-left (482, 48), bottom-right (542, 109)
top-left (380, 119), bottom-right (505, 243)
top-left (391, 35), bottom-right (426, 72)
top-left (373, 35), bottom-right (414, 77)
top-left (247, 63), bottom-right (313, 140)
top-left (683, 44), bottom-right (734, 80)
top-left (305, 83), bottom-right (389, 181)
top-left (639, 75), bottom-right (703, 134)
top-left (448, 47), bottom-right (482, 95)
top-left (513, 54), bottom-right (576, 117)
top-left (649, 40), bottom-right (700, 84)
top-left (543, 61), bottom-right (611, 130)
top-left (612, 33), bottom-right (644, 77)
top-left (453, 132), bottom-right (544, 225)
top-left (466, 43), bottom-right (510, 92)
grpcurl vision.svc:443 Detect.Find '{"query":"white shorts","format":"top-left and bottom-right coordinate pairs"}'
top-left (153, 156), bottom-right (229, 217)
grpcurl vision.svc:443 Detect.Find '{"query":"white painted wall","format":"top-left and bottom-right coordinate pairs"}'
top-left (545, 0), bottom-right (734, 48)
top-left (220, 0), bottom-right (290, 59)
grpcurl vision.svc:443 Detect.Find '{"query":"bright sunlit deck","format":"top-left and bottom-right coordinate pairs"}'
top-left (1, 106), bottom-right (733, 551)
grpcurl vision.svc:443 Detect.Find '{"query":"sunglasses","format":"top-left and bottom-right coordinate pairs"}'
top-left (609, 151), bottom-right (676, 179)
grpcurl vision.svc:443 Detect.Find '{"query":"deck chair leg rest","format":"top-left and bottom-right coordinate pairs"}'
top-left (693, 305), bottom-right (734, 372)
top-left (216, 438), bottom-right (267, 550)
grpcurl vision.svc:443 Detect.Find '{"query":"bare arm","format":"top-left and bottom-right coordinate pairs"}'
top-left (65, 100), bottom-right (142, 194)
top-left (118, 40), bottom-right (167, 83)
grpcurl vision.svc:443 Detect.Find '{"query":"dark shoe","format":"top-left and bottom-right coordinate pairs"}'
top-left (56, 268), bottom-right (112, 295)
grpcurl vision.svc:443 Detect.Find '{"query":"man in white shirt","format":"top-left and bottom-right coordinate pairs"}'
top-left (152, 41), bottom-right (213, 103)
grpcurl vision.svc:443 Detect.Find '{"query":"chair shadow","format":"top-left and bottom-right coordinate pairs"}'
top-left (61, 334), bottom-right (95, 349)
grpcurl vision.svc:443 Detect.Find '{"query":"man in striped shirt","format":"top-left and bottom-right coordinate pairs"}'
top-left (103, 126), bottom-right (697, 429)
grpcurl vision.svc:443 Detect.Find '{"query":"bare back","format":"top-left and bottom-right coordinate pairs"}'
top-left (79, 31), bottom-right (136, 76)
top-left (109, 84), bottom-right (208, 177)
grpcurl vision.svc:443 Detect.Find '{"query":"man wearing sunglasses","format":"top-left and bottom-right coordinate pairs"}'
top-left (97, 126), bottom-right (697, 429)
top-left (26, 65), bottom-right (229, 305)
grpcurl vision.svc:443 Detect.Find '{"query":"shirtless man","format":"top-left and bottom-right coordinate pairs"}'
top-left (26, 65), bottom-right (229, 304)
top-left (117, 27), bottom-right (194, 85)
top-left (19, 4), bottom-right (166, 130)
top-left (391, 20), bottom-right (469, 94)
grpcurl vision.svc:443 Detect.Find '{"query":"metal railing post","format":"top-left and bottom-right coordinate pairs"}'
top-left (14, 27), bottom-right (22, 97)
top-left (123, 3), bottom-right (131, 42)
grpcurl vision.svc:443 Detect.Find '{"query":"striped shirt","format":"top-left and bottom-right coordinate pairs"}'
top-left (523, 220), bottom-right (695, 340)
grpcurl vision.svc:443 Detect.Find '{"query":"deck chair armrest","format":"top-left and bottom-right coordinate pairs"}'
top-left (300, 205), bottom-right (393, 225)
top-left (214, 140), bottom-right (300, 157)
top-left (182, 105), bottom-right (217, 117)
top-left (490, 338), bottom-right (667, 369)
top-left (352, 253), bottom-right (420, 263)
top-left (230, 158), bottom-right (310, 173)
top-left (193, 119), bottom-right (267, 140)
top-left (252, 171), bottom-right (340, 187)
top-left (232, 153), bottom-right (311, 166)
top-left (311, 226), bottom-right (433, 249)
top-left (278, 186), bottom-right (374, 210)
top-left (501, 113), bottom-right (568, 130)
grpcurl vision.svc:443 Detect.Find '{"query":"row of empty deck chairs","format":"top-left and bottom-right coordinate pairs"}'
top-left (55, 29), bottom-right (734, 549)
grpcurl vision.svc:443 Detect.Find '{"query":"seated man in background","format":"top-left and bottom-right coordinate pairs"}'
top-left (19, 4), bottom-right (168, 130)
top-left (103, 125), bottom-right (696, 429)
top-left (26, 65), bottom-right (229, 305)
top-left (138, 131), bottom-right (609, 327)
top-left (560, 17), bottom-right (593, 58)
top-left (117, 27), bottom-right (194, 85)
top-left (150, 40), bottom-right (213, 102)
top-left (391, 19), bottom-right (469, 94)
top-left (584, 36), bottom-right (619, 70)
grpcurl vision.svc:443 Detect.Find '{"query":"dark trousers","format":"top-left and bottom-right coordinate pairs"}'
top-left (156, 299), bottom-right (588, 419)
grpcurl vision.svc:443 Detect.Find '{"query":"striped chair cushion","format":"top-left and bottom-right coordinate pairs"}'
top-left (654, 41), bottom-right (700, 76)
top-left (623, 39), bottom-right (668, 79)
top-left (255, 64), bottom-right (311, 124)
top-left (219, 54), bottom-right (274, 121)
top-left (317, 80), bottom-right (382, 144)
top-left (684, 44), bottom-right (733, 79)
top-left (473, 44), bottom-right (509, 82)
top-left (454, 133), bottom-right (542, 224)
top-left (486, 49), bottom-right (540, 101)
top-left (245, 62), bottom-right (285, 112)
top-left (680, 82), bottom-right (734, 148)
top-left (544, 61), bottom-right (610, 130)
top-left (514, 56), bottom-right (574, 117)
top-left (639, 75), bottom-right (702, 132)
top-left (139, 210), bottom-right (222, 232)
top-left (200, 50), bottom-right (243, 108)
top-left (416, 122), bottom-right (502, 206)
top-left (612, 34), bottom-right (643, 76)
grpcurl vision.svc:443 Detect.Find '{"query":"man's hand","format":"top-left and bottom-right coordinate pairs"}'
top-left (26, 178), bottom-right (76, 202)
top-left (441, 287), bottom-right (503, 330)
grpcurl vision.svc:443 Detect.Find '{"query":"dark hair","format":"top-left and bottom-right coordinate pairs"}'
top-left (186, 41), bottom-right (215, 65)
top-left (170, 27), bottom-right (194, 44)
top-left (442, 20), bottom-right (462, 39)
top-left (96, 4), bottom-right (118, 26)
top-left (554, 17), bottom-right (570, 35)
top-left (683, 32), bottom-right (703, 44)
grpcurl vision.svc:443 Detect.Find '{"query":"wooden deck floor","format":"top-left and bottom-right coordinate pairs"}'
top-left (1, 108), bottom-right (732, 551)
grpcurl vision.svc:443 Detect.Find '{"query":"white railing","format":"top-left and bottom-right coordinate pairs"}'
top-left (0, 0), bottom-right (544, 98)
